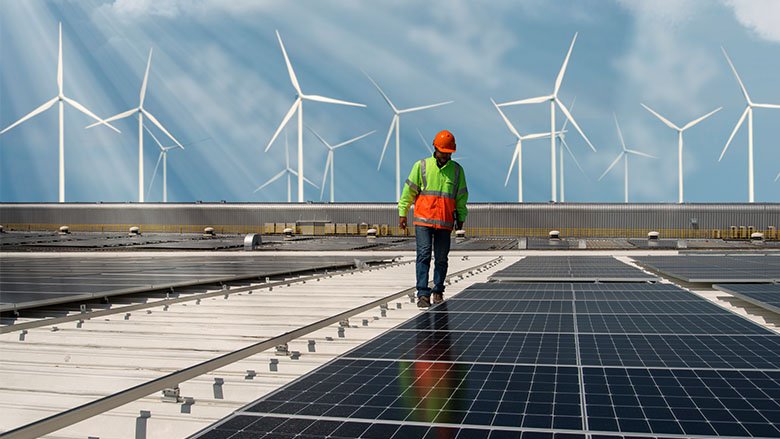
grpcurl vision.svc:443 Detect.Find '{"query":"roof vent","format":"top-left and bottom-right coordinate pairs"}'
top-left (58, 225), bottom-right (70, 235)
top-left (751, 232), bottom-right (764, 244)
top-left (128, 226), bottom-right (141, 236)
top-left (283, 227), bottom-right (294, 240)
top-left (203, 227), bottom-right (215, 237)
top-left (366, 228), bottom-right (377, 240)
top-left (647, 231), bottom-right (660, 241)
top-left (243, 233), bottom-right (262, 251)
top-left (0, 225), bottom-right (4, 233)
top-left (548, 230), bottom-right (561, 240)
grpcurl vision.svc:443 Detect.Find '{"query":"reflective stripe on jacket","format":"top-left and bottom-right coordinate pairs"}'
top-left (398, 156), bottom-right (468, 230)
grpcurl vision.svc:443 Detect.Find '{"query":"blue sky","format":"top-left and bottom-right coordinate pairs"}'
top-left (1, 0), bottom-right (779, 203)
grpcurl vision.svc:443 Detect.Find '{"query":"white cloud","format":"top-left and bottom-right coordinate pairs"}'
top-left (721, 0), bottom-right (780, 43)
top-left (105, 0), bottom-right (278, 19)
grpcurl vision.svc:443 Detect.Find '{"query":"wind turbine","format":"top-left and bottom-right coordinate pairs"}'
top-left (497, 33), bottom-right (597, 203)
top-left (719, 48), bottom-right (780, 202)
top-left (598, 114), bottom-right (656, 203)
top-left (556, 97), bottom-right (587, 202)
top-left (0, 22), bottom-right (119, 202)
top-left (364, 73), bottom-right (453, 201)
top-left (144, 125), bottom-right (184, 202)
top-left (308, 127), bottom-right (375, 202)
top-left (256, 129), bottom-right (318, 202)
top-left (642, 104), bottom-right (721, 203)
top-left (265, 30), bottom-right (365, 202)
top-left (86, 48), bottom-right (183, 203)
top-left (491, 98), bottom-right (558, 202)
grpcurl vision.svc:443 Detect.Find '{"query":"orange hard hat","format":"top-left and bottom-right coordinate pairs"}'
top-left (433, 130), bottom-right (456, 153)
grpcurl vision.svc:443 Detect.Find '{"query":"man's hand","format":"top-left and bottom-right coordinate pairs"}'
top-left (399, 216), bottom-right (408, 230)
top-left (456, 220), bottom-right (464, 231)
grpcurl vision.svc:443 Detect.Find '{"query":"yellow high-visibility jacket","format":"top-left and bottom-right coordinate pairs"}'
top-left (398, 156), bottom-right (468, 230)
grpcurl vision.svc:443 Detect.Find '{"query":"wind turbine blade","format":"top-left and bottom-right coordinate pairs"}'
top-left (721, 47), bottom-right (751, 104)
top-left (57, 23), bottom-right (63, 94)
top-left (305, 125), bottom-right (331, 148)
top-left (491, 98), bottom-right (521, 139)
top-left (754, 103), bottom-right (780, 109)
top-left (556, 98), bottom-right (596, 151)
top-left (147, 152), bottom-right (163, 199)
top-left (142, 109), bottom-right (182, 148)
top-left (265, 100), bottom-right (299, 152)
top-left (625, 149), bottom-right (656, 159)
top-left (613, 113), bottom-right (627, 151)
top-left (682, 107), bottom-right (721, 130)
top-left (775, 171), bottom-right (780, 182)
top-left (254, 169), bottom-right (287, 192)
top-left (561, 137), bottom-right (586, 176)
top-left (641, 103), bottom-right (679, 130)
top-left (398, 100), bottom-right (453, 114)
top-left (598, 152), bottom-right (624, 181)
top-left (504, 144), bottom-right (519, 187)
top-left (554, 32), bottom-right (578, 95)
top-left (64, 96), bottom-right (120, 133)
top-left (332, 130), bottom-right (376, 149)
top-left (0, 97), bottom-right (58, 134)
top-left (521, 132), bottom-right (554, 141)
top-left (320, 152), bottom-right (332, 200)
top-left (86, 107), bottom-right (137, 129)
top-left (363, 71), bottom-right (398, 113)
top-left (417, 128), bottom-right (434, 155)
top-left (304, 94), bottom-right (365, 107)
top-left (719, 106), bottom-right (749, 161)
top-left (560, 97), bottom-right (576, 131)
top-left (140, 48), bottom-right (153, 106)
top-left (377, 116), bottom-right (397, 170)
top-left (276, 30), bottom-right (301, 94)
top-left (302, 174), bottom-right (319, 189)
top-left (498, 95), bottom-right (551, 106)
top-left (143, 123), bottom-right (165, 151)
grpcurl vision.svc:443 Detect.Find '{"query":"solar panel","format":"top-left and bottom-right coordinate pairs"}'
top-left (634, 255), bottom-right (780, 283)
top-left (490, 257), bottom-right (657, 282)
top-left (714, 283), bottom-right (780, 314)
top-left (627, 239), bottom-right (680, 249)
top-left (193, 280), bottom-right (780, 439)
top-left (0, 255), bottom-right (389, 312)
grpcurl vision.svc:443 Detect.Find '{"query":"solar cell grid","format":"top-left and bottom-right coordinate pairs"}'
top-left (634, 255), bottom-right (780, 283)
top-left (576, 314), bottom-right (771, 335)
top-left (714, 283), bottom-right (780, 314)
top-left (398, 312), bottom-right (575, 333)
top-left (431, 300), bottom-right (573, 314)
top-left (244, 359), bottom-right (584, 431)
top-left (490, 257), bottom-right (657, 282)
top-left (574, 300), bottom-right (727, 314)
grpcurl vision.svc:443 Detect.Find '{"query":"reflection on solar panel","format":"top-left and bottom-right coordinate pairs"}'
top-left (490, 257), bottom-right (657, 282)
top-left (634, 255), bottom-right (780, 283)
top-left (0, 255), bottom-right (388, 312)
top-left (193, 281), bottom-right (780, 438)
top-left (714, 283), bottom-right (780, 314)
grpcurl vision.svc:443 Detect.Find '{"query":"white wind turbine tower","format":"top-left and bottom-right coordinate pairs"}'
top-left (598, 114), bottom-right (656, 203)
top-left (497, 33), bottom-right (596, 202)
top-left (364, 73), bottom-right (453, 201)
top-left (144, 125), bottom-right (184, 203)
top-left (256, 130), bottom-right (318, 202)
top-left (719, 48), bottom-right (780, 203)
top-left (308, 127), bottom-right (375, 202)
top-left (642, 104), bottom-right (721, 203)
top-left (555, 97), bottom-right (586, 202)
top-left (491, 99), bottom-right (558, 202)
top-left (265, 30), bottom-right (365, 202)
top-left (86, 48), bottom-right (183, 203)
top-left (0, 22), bottom-right (119, 203)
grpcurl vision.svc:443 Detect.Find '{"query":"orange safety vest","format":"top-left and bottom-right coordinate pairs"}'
top-left (399, 157), bottom-right (468, 231)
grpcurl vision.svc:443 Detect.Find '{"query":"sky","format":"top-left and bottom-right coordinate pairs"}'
top-left (1, 0), bottom-right (779, 204)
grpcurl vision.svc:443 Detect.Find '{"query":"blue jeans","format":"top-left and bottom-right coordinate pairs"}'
top-left (415, 225), bottom-right (451, 297)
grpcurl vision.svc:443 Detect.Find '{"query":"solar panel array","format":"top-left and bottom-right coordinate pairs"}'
top-left (490, 257), bottom-right (658, 282)
top-left (634, 255), bottom-right (780, 283)
top-left (0, 255), bottom-right (388, 312)
top-left (714, 283), bottom-right (780, 314)
top-left (193, 280), bottom-right (780, 438)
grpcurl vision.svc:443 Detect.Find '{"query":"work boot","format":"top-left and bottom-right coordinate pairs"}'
top-left (417, 296), bottom-right (431, 308)
top-left (432, 292), bottom-right (444, 304)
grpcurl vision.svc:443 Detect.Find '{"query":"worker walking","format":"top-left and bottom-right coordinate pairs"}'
top-left (398, 130), bottom-right (468, 308)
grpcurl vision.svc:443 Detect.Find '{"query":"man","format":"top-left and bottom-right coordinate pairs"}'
top-left (398, 129), bottom-right (468, 308)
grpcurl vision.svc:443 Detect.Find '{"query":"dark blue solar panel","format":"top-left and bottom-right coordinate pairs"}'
top-left (576, 314), bottom-right (772, 335)
top-left (490, 257), bottom-right (657, 282)
top-left (634, 255), bottom-right (780, 283)
top-left (398, 312), bottom-right (574, 332)
top-left (715, 283), bottom-right (780, 314)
